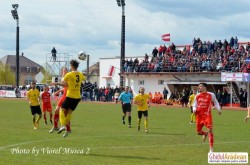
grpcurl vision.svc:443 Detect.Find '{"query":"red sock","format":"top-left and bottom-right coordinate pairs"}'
top-left (209, 133), bottom-right (214, 148)
top-left (50, 112), bottom-right (53, 120)
top-left (66, 122), bottom-right (71, 132)
top-left (54, 113), bottom-right (59, 128)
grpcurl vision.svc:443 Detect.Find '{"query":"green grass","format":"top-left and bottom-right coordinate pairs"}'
top-left (0, 98), bottom-right (249, 165)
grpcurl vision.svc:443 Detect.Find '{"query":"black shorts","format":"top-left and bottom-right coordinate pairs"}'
top-left (122, 103), bottom-right (131, 113)
top-left (190, 106), bottom-right (193, 113)
top-left (61, 97), bottom-right (81, 111)
top-left (138, 110), bottom-right (148, 118)
top-left (30, 106), bottom-right (42, 115)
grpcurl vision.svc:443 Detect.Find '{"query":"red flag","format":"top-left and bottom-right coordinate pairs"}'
top-left (161, 33), bottom-right (170, 42)
top-left (108, 65), bottom-right (115, 77)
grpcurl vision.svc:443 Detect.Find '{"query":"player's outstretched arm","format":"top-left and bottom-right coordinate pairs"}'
top-left (53, 88), bottom-right (63, 96)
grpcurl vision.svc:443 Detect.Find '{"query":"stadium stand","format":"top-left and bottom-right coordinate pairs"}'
top-left (123, 37), bottom-right (250, 74)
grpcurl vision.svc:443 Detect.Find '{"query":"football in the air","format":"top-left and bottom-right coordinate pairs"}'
top-left (78, 51), bottom-right (87, 60)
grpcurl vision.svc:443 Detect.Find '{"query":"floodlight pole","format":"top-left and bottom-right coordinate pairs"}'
top-left (11, 4), bottom-right (19, 88)
top-left (16, 20), bottom-right (19, 87)
top-left (117, 0), bottom-right (125, 88)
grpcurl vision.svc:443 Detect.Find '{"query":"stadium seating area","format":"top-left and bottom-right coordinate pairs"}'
top-left (123, 37), bottom-right (250, 73)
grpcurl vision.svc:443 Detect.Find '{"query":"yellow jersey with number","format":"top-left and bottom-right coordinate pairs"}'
top-left (134, 93), bottom-right (150, 111)
top-left (63, 71), bottom-right (85, 99)
top-left (27, 89), bottom-right (40, 106)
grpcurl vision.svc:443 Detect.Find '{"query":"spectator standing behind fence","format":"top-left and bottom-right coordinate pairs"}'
top-left (239, 88), bottom-right (244, 107)
top-left (221, 89), bottom-right (228, 107)
top-left (51, 47), bottom-right (57, 61)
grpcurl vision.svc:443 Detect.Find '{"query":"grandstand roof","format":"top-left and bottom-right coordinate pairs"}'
top-left (0, 54), bottom-right (42, 69)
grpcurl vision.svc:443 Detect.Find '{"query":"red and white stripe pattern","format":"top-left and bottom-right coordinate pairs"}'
top-left (161, 33), bottom-right (170, 42)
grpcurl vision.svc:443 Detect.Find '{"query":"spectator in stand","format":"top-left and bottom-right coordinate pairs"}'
top-left (129, 58), bottom-right (134, 72)
top-left (124, 59), bottom-right (128, 72)
top-left (217, 40), bottom-right (223, 49)
top-left (229, 37), bottom-right (234, 48)
top-left (223, 39), bottom-right (229, 50)
top-left (170, 43), bottom-right (176, 52)
top-left (152, 47), bottom-right (158, 58)
top-left (158, 45), bottom-right (164, 57)
top-left (246, 42), bottom-right (250, 52)
top-left (162, 45), bottom-right (167, 55)
top-left (234, 36), bottom-right (238, 49)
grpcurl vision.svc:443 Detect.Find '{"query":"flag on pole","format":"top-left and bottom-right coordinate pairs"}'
top-left (108, 65), bottom-right (115, 77)
top-left (161, 33), bottom-right (170, 42)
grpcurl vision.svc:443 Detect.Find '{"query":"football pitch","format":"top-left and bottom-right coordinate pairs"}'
top-left (0, 98), bottom-right (249, 165)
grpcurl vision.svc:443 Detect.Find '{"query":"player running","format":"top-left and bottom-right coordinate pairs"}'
top-left (26, 81), bottom-right (42, 129)
top-left (193, 83), bottom-right (221, 153)
top-left (118, 86), bottom-right (133, 128)
top-left (134, 87), bottom-right (150, 133)
top-left (41, 86), bottom-right (53, 125)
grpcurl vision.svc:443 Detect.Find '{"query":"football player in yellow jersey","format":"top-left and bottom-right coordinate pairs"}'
top-left (51, 60), bottom-right (85, 137)
top-left (26, 81), bottom-right (42, 129)
top-left (134, 87), bottom-right (150, 133)
top-left (188, 90), bottom-right (196, 124)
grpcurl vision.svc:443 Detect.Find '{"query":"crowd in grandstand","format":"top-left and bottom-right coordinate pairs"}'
top-left (122, 37), bottom-right (250, 73)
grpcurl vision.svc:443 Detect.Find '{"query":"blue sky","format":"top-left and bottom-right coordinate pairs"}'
top-left (1, 0), bottom-right (250, 71)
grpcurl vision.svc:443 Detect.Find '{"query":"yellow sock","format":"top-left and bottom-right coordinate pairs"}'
top-left (64, 111), bottom-right (72, 125)
top-left (144, 119), bottom-right (148, 130)
top-left (59, 109), bottom-right (66, 126)
top-left (190, 114), bottom-right (193, 122)
top-left (193, 114), bottom-right (196, 122)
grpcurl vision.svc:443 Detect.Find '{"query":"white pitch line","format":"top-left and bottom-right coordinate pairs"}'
top-left (1, 134), bottom-right (250, 151)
